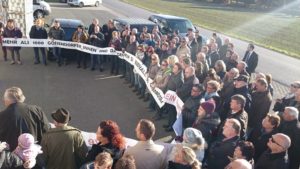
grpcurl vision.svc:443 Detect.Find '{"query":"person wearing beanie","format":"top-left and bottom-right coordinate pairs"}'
top-left (41, 108), bottom-right (88, 169)
top-left (14, 133), bottom-right (43, 169)
top-left (192, 100), bottom-right (220, 146)
top-left (182, 128), bottom-right (206, 162)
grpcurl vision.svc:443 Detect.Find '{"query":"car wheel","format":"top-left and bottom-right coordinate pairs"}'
top-left (79, 2), bottom-right (84, 7)
top-left (95, 1), bottom-right (100, 7)
top-left (34, 10), bottom-right (44, 19)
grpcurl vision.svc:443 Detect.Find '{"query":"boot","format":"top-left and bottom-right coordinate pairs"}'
top-left (143, 94), bottom-right (150, 102)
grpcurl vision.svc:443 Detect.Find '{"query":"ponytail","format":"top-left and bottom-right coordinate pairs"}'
top-left (191, 159), bottom-right (201, 169)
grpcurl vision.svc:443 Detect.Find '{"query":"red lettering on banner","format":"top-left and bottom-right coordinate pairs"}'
top-left (170, 95), bottom-right (176, 102)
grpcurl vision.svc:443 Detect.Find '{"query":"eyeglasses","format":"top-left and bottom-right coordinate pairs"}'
top-left (271, 137), bottom-right (284, 149)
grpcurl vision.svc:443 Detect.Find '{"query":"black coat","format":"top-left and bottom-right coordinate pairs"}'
top-left (182, 94), bottom-right (203, 129)
top-left (208, 51), bottom-right (220, 68)
top-left (29, 26), bottom-right (48, 39)
top-left (255, 150), bottom-right (289, 169)
top-left (89, 32), bottom-right (105, 47)
top-left (207, 136), bottom-right (240, 169)
top-left (177, 76), bottom-right (195, 102)
top-left (243, 51), bottom-right (258, 74)
top-left (222, 85), bottom-right (252, 118)
top-left (193, 112), bottom-right (221, 145)
top-left (189, 39), bottom-right (199, 62)
top-left (279, 120), bottom-right (300, 169)
top-left (247, 128), bottom-right (278, 161)
top-left (273, 96), bottom-right (295, 112)
top-left (0, 103), bottom-right (50, 150)
top-left (218, 110), bottom-right (248, 140)
top-left (248, 91), bottom-right (272, 128)
top-left (86, 143), bottom-right (124, 167)
top-left (167, 161), bottom-right (192, 169)
top-left (219, 44), bottom-right (228, 60)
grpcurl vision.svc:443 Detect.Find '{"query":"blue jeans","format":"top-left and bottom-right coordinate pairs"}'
top-left (91, 54), bottom-right (104, 69)
top-left (33, 47), bottom-right (46, 64)
top-left (52, 47), bottom-right (61, 64)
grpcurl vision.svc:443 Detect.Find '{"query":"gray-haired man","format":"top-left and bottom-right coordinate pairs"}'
top-left (0, 87), bottom-right (49, 150)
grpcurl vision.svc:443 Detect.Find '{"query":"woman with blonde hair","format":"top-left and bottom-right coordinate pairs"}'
top-left (168, 145), bottom-right (201, 169)
top-left (167, 55), bottom-right (179, 69)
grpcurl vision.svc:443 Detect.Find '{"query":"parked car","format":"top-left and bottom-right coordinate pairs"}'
top-left (67, 0), bottom-right (101, 7)
top-left (46, 18), bottom-right (85, 61)
top-left (148, 14), bottom-right (195, 37)
top-left (33, 0), bottom-right (51, 19)
top-left (113, 18), bottom-right (156, 33)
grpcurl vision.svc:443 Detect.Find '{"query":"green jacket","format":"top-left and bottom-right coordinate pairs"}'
top-left (41, 125), bottom-right (88, 169)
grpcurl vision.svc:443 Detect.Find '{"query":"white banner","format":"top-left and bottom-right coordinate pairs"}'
top-left (163, 90), bottom-right (184, 118)
top-left (2, 38), bottom-right (165, 107)
top-left (162, 90), bottom-right (184, 136)
top-left (2, 38), bottom-right (115, 55)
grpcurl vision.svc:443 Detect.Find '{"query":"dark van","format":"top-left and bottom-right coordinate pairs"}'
top-left (148, 14), bottom-right (195, 37)
top-left (113, 18), bottom-right (156, 33)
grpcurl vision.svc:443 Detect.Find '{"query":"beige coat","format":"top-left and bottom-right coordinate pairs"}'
top-left (124, 140), bottom-right (167, 169)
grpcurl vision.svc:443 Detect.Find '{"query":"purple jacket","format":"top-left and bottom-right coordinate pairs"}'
top-left (3, 27), bottom-right (22, 50)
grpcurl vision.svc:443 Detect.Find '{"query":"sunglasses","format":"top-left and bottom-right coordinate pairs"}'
top-left (271, 137), bottom-right (284, 149)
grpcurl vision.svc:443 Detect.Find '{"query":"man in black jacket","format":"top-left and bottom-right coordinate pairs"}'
top-left (208, 43), bottom-right (220, 68)
top-left (221, 75), bottom-right (252, 121)
top-left (218, 94), bottom-right (248, 140)
top-left (177, 67), bottom-right (197, 102)
top-left (181, 84), bottom-right (205, 131)
top-left (29, 18), bottom-right (48, 65)
top-left (248, 78), bottom-right (272, 131)
top-left (48, 20), bottom-right (65, 66)
top-left (247, 114), bottom-right (280, 162)
top-left (243, 43), bottom-right (258, 75)
top-left (280, 107), bottom-right (300, 169)
top-left (255, 133), bottom-right (290, 169)
top-left (0, 87), bottom-right (50, 150)
top-left (207, 118), bottom-right (241, 169)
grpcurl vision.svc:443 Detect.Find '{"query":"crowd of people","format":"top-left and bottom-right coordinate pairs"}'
top-left (0, 17), bottom-right (300, 169)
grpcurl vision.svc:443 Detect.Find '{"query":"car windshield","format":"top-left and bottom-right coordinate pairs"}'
top-left (63, 28), bottom-right (77, 41)
top-left (165, 19), bottom-right (194, 33)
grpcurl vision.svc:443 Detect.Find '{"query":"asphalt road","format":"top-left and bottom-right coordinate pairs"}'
top-left (0, 3), bottom-right (174, 139)
top-left (102, 0), bottom-right (300, 86)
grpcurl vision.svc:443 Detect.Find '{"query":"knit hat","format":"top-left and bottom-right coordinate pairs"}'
top-left (51, 108), bottom-right (71, 124)
top-left (182, 128), bottom-right (205, 147)
top-left (200, 100), bottom-right (216, 114)
top-left (14, 133), bottom-right (43, 168)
